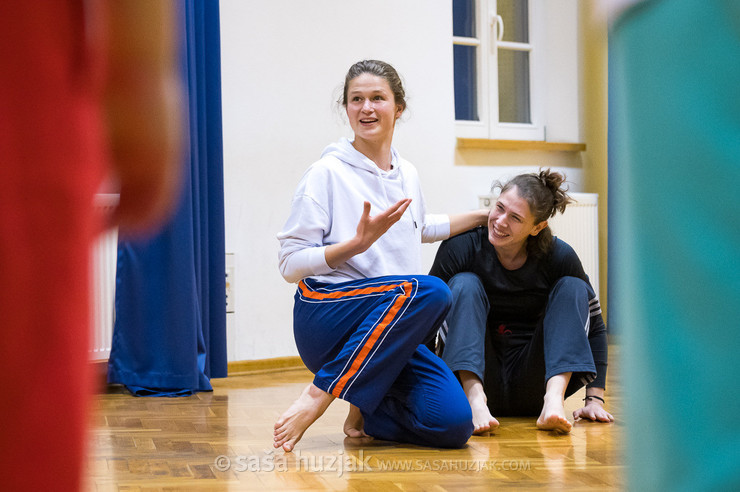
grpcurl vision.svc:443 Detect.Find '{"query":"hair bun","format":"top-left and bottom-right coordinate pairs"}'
top-left (538, 169), bottom-right (571, 216)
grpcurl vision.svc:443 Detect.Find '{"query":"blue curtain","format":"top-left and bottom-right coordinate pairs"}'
top-left (108, 0), bottom-right (227, 396)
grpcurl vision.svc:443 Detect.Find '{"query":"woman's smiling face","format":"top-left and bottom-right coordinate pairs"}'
top-left (488, 186), bottom-right (547, 250)
top-left (345, 73), bottom-right (402, 145)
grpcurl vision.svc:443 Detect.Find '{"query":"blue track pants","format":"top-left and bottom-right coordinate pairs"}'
top-left (441, 273), bottom-right (597, 416)
top-left (294, 275), bottom-right (473, 448)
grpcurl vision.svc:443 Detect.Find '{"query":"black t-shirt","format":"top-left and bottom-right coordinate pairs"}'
top-left (430, 228), bottom-right (593, 331)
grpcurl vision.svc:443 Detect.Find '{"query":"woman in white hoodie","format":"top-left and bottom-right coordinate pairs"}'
top-left (274, 60), bottom-right (488, 452)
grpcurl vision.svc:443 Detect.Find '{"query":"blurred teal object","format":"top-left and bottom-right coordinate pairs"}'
top-left (610, 0), bottom-right (740, 490)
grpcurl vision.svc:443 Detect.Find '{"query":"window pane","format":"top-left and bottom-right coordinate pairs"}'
top-left (498, 49), bottom-right (530, 123)
top-left (452, 0), bottom-right (476, 38)
top-left (454, 45), bottom-right (479, 121)
top-left (498, 0), bottom-right (528, 43)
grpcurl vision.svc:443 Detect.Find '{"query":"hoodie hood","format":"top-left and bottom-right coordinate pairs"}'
top-left (321, 138), bottom-right (400, 177)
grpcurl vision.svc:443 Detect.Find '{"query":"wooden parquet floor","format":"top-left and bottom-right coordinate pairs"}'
top-left (87, 354), bottom-right (624, 491)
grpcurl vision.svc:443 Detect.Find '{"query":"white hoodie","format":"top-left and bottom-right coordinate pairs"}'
top-left (277, 138), bottom-right (450, 283)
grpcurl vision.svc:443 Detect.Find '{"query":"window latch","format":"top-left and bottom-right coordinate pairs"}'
top-left (490, 14), bottom-right (504, 42)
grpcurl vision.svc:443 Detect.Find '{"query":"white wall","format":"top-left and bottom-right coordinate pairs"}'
top-left (219, 0), bottom-right (585, 362)
top-left (545, 0), bottom-right (581, 142)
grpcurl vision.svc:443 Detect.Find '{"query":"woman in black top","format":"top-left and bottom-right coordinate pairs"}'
top-left (430, 170), bottom-right (613, 434)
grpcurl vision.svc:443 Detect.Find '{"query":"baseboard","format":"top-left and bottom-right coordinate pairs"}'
top-left (88, 356), bottom-right (307, 381)
top-left (227, 356), bottom-right (306, 376)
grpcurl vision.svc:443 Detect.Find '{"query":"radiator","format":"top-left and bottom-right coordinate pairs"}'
top-left (90, 194), bottom-right (119, 360)
top-left (547, 193), bottom-right (600, 299)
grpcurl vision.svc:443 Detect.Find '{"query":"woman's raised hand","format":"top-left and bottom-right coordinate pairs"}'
top-left (355, 199), bottom-right (411, 251)
top-left (324, 199), bottom-right (411, 269)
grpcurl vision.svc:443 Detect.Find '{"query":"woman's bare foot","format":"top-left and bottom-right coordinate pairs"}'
top-left (536, 394), bottom-right (572, 434)
top-left (343, 404), bottom-right (369, 438)
top-left (459, 370), bottom-right (499, 435)
top-left (273, 384), bottom-right (335, 452)
top-left (469, 396), bottom-right (499, 435)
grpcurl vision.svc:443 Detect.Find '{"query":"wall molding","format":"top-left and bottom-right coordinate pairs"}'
top-left (457, 138), bottom-right (586, 152)
top-left (227, 356), bottom-right (306, 376)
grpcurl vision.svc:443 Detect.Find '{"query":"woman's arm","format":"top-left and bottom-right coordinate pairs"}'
top-left (324, 199), bottom-right (411, 268)
top-left (574, 313), bottom-right (613, 422)
top-left (573, 387), bottom-right (614, 422)
top-left (551, 240), bottom-right (614, 422)
top-left (448, 210), bottom-right (489, 237)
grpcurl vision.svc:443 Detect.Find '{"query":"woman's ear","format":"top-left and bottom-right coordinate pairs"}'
top-left (530, 220), bottom-right (548, 236)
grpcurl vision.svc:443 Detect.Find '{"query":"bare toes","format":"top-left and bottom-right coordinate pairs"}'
top-left (537, 415), bottom-right (571, 433)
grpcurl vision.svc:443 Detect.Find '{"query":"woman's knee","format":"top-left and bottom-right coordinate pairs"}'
top-left (448, 272), bottom-right (488, 306)
top-left (428, 407), bottom-right (474, 449)
top-left (415, 383), bottom-right (474, 448)
top-left (448, 272), bottom-right (484, 295)
top-left (544, 277), bottom-right (595, 335)
top-left (416, 275), bottom-right (453, 310)
top-left (550, 276), bottom-right (593, 302)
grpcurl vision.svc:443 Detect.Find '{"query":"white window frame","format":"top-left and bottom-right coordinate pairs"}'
top-left (454, 0), bottom-right (546, 141)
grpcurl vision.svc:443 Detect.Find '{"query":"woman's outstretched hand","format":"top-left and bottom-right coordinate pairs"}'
top-left (355, 199), bottom-right (411, 251)
top-left (573, 401), bottom-right (614, 423)
top-left (325, 199), bottom-right (411, 269)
